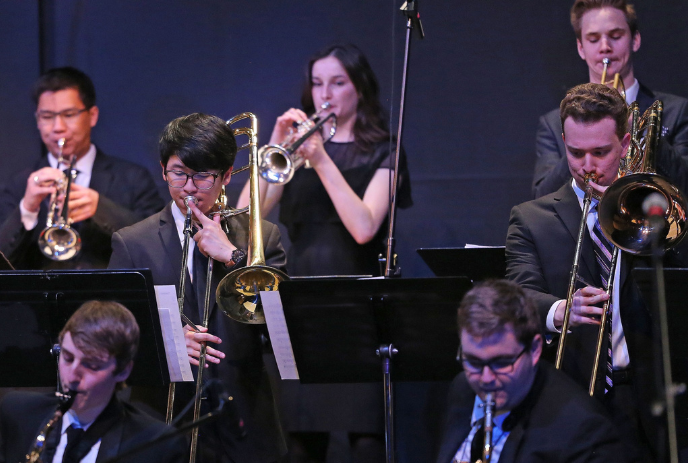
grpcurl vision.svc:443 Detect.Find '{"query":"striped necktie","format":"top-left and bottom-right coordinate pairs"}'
top-left (590, 204), bottom-right (614, 393)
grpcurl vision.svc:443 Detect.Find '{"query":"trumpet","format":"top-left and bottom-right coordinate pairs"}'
top-left (601, 58), bottom-right (626, 100)
top-left (37, 138), bottom-right (82, 261)
top-left (257, 102), bottom-right (337, 184)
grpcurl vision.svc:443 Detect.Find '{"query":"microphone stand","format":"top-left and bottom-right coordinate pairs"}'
top-left (383, 0), bottom-right (424, 279)
top-left (648, 220), bottom-right (684, 463)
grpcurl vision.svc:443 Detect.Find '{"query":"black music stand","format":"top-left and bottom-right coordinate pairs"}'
top-left (417, 247), bottom-right (506, 281)
top-left (0, 269), bottom-right (168, 387)
top-left (278, 277), bottom-right (472, 462)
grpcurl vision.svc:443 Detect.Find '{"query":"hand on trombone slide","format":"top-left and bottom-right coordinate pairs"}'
top-left (184, 324), bottom-right (225, 367)
top-left (554, 286), bottom-right (609, 329)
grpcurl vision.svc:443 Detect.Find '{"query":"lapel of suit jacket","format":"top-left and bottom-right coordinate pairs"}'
top-left (551, 184), bottom-right (599, 284)
top-left (635, 83), bottom-right (656, 114)
top-left (90, 148), bottom-right (115, 194)
top-left (437, 386), bottom-right (475, 463)
top-left (158, 203), bottom-right (185, 285)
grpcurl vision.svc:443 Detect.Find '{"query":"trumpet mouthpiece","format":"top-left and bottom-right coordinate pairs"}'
top-left (58, 138), bottom-right (66, 148)
top-left (320, 102), bottom-right (331, 110)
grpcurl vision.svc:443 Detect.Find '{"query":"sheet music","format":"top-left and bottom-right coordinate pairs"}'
top-left (261, 291), bottom-right (300, 380)
top-left (154, 285), bottom-right (194, 382)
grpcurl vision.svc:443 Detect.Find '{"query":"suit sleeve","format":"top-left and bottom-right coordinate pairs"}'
top-left (505, 205), bottom-right (560, 326)
top-left (0, 170), bottom-right (39, 266)
top-left (655, 97), bottom-right (688, 197)
top-left (262, 221), bottom-right (287, 273)
top-left (108, 231), bottom-right (135, 268)
top-left (533, 114), bottom-right (572, 199)
top-left (91, 166), bottom-right (165, 234)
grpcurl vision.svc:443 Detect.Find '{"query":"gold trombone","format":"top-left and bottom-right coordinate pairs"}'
top-left (601, 58), bottom-right (626, 101)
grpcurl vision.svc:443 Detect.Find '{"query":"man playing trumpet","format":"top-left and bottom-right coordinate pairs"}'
top-left (507, 83), bottom-right (688, 461)
top-left (109, 113), bottom-right (287, 463)
top-left (0, 67), bottom-right (165, 269)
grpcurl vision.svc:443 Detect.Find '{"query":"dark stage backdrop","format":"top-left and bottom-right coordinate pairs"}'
top-left (1, 0), bottom-right (687, 460)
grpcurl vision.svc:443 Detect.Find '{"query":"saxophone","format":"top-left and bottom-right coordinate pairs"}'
top-left (25, 390), bottom-right (77, 463)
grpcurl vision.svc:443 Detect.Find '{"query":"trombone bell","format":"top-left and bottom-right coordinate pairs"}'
top-left (216, 265), bottom-right (289, 324)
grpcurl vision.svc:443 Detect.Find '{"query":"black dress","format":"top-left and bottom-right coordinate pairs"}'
top-left (276, 139), bottom-right (412, 432)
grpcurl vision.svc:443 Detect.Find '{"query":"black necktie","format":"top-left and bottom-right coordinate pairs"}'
top-left (470, 419), bottom-right (485, 463)
top-left (192, 244), bottom-right (210, 320)
top-left (63, 424), bottom-right (85, 463)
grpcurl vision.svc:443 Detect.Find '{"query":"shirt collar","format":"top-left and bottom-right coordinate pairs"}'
top-left (624, 78), bottom-right (640, 106)
top-left (571, 178), bottom-right (600, 210)
top-left (48, 143), bottom-right (97, 175)
top-left (61, 409), bottom-right (94, 432)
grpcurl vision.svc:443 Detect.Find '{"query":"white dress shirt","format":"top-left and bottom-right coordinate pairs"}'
top-left (452, 395), bottom-right (510, 463)
top-left (51, 410), bottom-right (100, 463)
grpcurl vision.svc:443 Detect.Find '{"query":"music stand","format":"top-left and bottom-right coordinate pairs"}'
top-left (0, 269), bottom-right (168, 387)
top-left (278, 277), bottom-right (472, 462)
top-left (417, 247), bottom-right (506, 281)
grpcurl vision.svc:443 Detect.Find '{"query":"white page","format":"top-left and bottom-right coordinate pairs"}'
top-left (154, 285), bottom-right (194, 382)
top-left (261, 291), bottom-right (299, 380)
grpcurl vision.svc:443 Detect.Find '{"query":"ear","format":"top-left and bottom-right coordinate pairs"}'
top-left (88, 105), bottom-right (99, 128)
top-left (222, 167), bottom-right (233, 186)
top-left (632, 31), bottom-right (641, 52)
top-left (576, 39), bottom-right (586, 60)
top-left (620, 132), bottom-right (632, 158)
top-left (114, 361), bottom-right (133, 383)
top-left (161, 162), bottom-right (167, 181)
top-left (530, 334), bottom-right (543, 366)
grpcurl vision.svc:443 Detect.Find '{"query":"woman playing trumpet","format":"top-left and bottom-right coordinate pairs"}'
top-left (238, 43), bottom-right (412, 462)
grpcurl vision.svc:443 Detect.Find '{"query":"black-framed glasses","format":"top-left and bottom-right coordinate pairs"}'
top-left (164, 170), bottom-right (220, 190)
top-left (35, 108), bottom-right (89, 125)
top-left (457, 345), bottom-right (529, 375)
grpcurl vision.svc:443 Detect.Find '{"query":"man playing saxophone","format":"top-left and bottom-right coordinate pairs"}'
top-left (108, 113), bottom-right (287, 463)
top-left (0, 67), bottom-right (164, 269)
top-left (436, 280), bottom-right (624, 463)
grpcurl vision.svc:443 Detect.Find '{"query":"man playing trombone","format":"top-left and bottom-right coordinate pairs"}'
top-left (0, 67), bottom-right (165, 269)
top-left (507, 83), bottom-right (688, 462)
top-left (108, 113), bottom-right (287, 463)
top-left (532, 0), bottom-right (688, 198)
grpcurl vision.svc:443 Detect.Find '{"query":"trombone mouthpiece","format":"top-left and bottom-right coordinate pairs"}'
top-left (602, 58), bottom-right (610, 65)
top-left (584, 173), bottom-right (599, 184)
top-left (184, 196), bottom-right (197, 207)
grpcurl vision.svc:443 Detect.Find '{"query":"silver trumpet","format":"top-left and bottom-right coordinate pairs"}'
top-left (38, 138), bottom-right (82, 260)
top-left (257, 102), bottom-right (337, 184)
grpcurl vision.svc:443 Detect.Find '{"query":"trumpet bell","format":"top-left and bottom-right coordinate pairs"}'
top-left (216, 265), bottom-right (289, 324)
top-left (258, 145), bottom-right (295, 184)
top-left (38, 224), bottom-right (82, 261)
top-left (598, 172), bottom-right (688, 255)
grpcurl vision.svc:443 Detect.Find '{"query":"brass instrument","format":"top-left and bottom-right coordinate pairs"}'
top-left (257, 102), bottom-right (337, 184)
top-left (25, 391), bottom-right (76, 463)
top-left (38, 138), bottom-right (82, 261)
top-left (554, 172), bottom-right (599, 370)
top-left (216, 113), bottom-right (289, 324)
top-left (601, 57), bottom-right (626, 100)
top-left (590, 101), bottom-right (687, 395)
top-left (481, 392), bottom-right (495, 463)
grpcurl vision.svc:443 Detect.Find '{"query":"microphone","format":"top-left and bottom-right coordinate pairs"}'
top-left (642, 193), bottom-right (668, 238)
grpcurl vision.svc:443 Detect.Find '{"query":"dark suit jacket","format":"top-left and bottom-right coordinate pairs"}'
top-left (0, 147), bottom-right (165, 269)
top-left (0, 391), bottom-right (187, 463)
top-left (505, 183), bottom-right (688, 457)
top-left (108, 202), bottom-right (287, 463)
top-left (436, 362), bottom-right (628, 463)
top-left (532, 83), bottom-right (688, 198)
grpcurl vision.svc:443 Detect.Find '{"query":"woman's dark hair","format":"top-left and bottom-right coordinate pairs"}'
top-left (301, 44), bottom-right (389, 152)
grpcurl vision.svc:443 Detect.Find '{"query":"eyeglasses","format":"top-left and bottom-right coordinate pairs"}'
top-left (457, 345), bottom-right (529, 375)
top-left (164, 170), bottom-right (220, 190)
top-left (36, 108), bottom-right (89, 126)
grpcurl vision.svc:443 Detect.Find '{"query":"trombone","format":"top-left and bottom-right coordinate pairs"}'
top-left (601, 57), bottom-right (626, 101)
top-left (257, 102), bottom-right (337, 184)
top-left (37, 138), bottom-right (82, 261)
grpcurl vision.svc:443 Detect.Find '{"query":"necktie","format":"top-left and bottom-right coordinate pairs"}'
top-left (590, 205), bottom-right (614, 393)
top-left (63, 424), bottom-right (85, 463)
top-left (192, 244), bottom-right (210, 320)
top-left (470, 419), bottom-right (485, 463)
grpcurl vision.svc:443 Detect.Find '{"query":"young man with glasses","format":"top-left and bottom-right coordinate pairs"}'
top-left (108, 113), bottom-right (287, 463)
top-left (436, 280), bottom-right (626, 463)
top-left (0, 66), bottom-right (165, 269)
